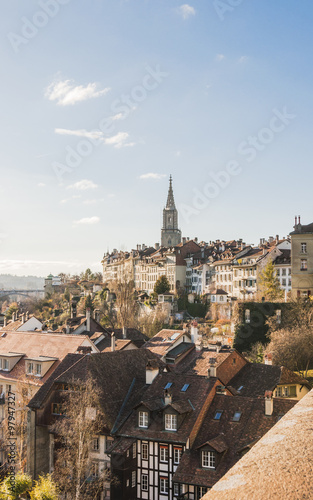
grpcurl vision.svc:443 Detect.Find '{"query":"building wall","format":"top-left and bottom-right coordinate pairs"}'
top-left (291, 233), bottom-right (313, 298)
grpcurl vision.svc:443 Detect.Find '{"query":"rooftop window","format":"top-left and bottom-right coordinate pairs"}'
top-left (202, 450), bottom-right (216, 469)
top-left (164, 382), bottom-right (172, 390)
top-left (214, 410), bottom-right (223, 420)
top-left (165, 413), bottom-right (177, 431)
top-left (181, 384), bottom-right (189, 392)
top-left (232, 411), bottom-right (241, 422)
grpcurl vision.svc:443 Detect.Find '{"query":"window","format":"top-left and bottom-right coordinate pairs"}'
top-left (282, 279), bottom-right (286, 286)
top-left (126, 479), bottom-right (129, 487)
top-left (35, 364), bottom-right (42, 376)
top-left (160, 445), bottom-right (169, 462)
top-left (245, 309), bottom-right (250, 323)
top-left (160, 477), bottom-right (169, 494)
top-left (238, 385), bottom-right (244, 392)
top-left (289, 386), bottom-right (297, 397)
top-left (174, 483), bottom-right (181, 497)
top-left (164, 382), bottom-right (172, 390)
top-left (92, 437), bottom-right (99, 451)
top-left (138, 411), bottom-right (148, 428)
top-left (276, 269), bottom-right (280, 276)
top-left (142, 442), bottom-right (148, 460)
top-left (275, 386), bottom-right (283, 397)
top-left (3, 359), bottom-right (9, 371)
top-left (202, 450), bottom-right (215, 469)
top-left (141, 473), bottom-right (148, 491)
top-left (214, 410), bottom-right (223, 420)
top-left (91, 462), bottom-right (98, 478)
top-left (51, 403), bottom-right (65, 415)
top-left (198, 487), bottom-right (208, 497)
top-left (301, 242), bottom-right (307, 254)
top-left (174, 447), bottom-right (182, 464)
top-left (165, 413), bottom-right (177, 431)
top-left (301, 259), bottom-right (307, 270)
top-left (232, 411), bottom-right (241, 422)
top-left (132, 471), bottom-right (136, 488)
top-left (27, 362), bottom-right (34, 374)
top-left (276, 310), bottom-right (281, 324)
top-left (181, 384), bottom-right (189, 392)
top-left (133, 442), bottom-right (136, 459)
top-left (282, 269), bottom-right (286, 276)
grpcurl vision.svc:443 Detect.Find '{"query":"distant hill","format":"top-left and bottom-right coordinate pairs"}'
top-left (0, 274), bottom-right (45, 290)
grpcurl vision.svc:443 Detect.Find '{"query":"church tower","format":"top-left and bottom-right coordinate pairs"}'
top-left (161, 175), bottom-right (182, 247)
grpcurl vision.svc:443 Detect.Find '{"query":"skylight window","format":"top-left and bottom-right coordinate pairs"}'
top-left (164, 382), bottom-right (172, 390)
top-left (238, 385), bottom-right (244, 392)
top-left (232, 411), bottom-right (241, 422)
top-left (170, 333), bottom-right (180, 341)
top-left (214, 410), bottom-right (223, 420)
top-left (181, 384), bottom-right (189, 392)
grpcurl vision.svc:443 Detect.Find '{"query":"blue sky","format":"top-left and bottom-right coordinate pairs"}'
top-left (0, 0), bottom-right (312, 276)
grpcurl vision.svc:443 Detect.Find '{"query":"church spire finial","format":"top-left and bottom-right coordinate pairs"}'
top-left (166, 174), bottom-right (175, 209)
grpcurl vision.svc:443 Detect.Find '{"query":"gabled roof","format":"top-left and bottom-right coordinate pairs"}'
top-left (116, 372), bottom-right (218, 443)
top-left (173, 394), bottom-right (296, 488)
top-left (143, 329), bottom-right (189, 358)
top-left (28, 350), bottom-right (165, 432)
top-left (228, 363), bottom-right (311, 396)
top-left (202, 390), bottom-right (313, 499)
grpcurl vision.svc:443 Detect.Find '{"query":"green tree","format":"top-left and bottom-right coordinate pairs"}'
top-left (259, 261), bottom-right (284, 301)
top-left (84, 294), bottom-right (94, 313)
top-left (30, 475), bottom-right (58, 500)
top-left (154, 275), bottom-right (171, 295)
top-left (0, 472), bottom-right (32, 499)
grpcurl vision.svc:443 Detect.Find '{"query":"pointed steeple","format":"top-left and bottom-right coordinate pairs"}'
top-left (161, 175), bottom-right (181, 247)
top-left (166, 175), bottom-right (175, 209)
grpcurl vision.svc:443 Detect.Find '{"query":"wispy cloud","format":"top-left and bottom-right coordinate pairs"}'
top-left (60, 195), bottom-right (82, 204)
top-left (37, 183), bottom-right (46, 187)
top-left (67, 180), bottom-right (98, 191)
top-left (0, 259), bottom-right (83, 272)
top-left (54, 128), bottom-right (135, 148)
top-left (238, 55), bottom-right (248, 63)
top-left (45, 79), bottom-right (110, 106)
top-left (177, 4), bottom-right (196, 19)
top-left (216, 54), bottom-right (225, 61)
top-left (104, 132), bottom-right (135, 148)
top-left (73, 216), bottom-right (100, 225)
top-left (139, 173), bottom-right (167, 180)
top-left (55, 128), bottom-right (103, 140)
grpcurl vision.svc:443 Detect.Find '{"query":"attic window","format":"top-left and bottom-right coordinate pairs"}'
top-left (181, 384), bottom-right (189, 392)
top-left (202, 450), bottom-right (216, 469)
top-left (214, 410), bottom-right (223, 420)
top-left (0, 359), bottom-right (9, 371)
top-left (238, 385), bottom-right (244, 392)
top-left (232, 411), bottom-right (241, 422)
top-left (164, 382), bottom-right (172, 390)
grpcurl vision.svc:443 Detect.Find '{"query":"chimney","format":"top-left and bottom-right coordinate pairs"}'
top-left (276, 235), bottom-right (279, 243)
top-left (155, 243), bottom-right (160, 250)
top-left (66, 324), bottom-right (70, 334)
top-left (164, 389), bottom-right (172, 406)
top-left (86, 308), bottom-right (91, 332)
top-left (265, 391), bottom-right (273, 416)
top-left (111, 332), bottom-right (116, 352)
top-left (12, 312), bottom-right (16, 322)
top-left (190, 321), bottom-right (198, 344)
top-left (25, 311), bottom-right (29, 321)
top-left (208, 358), bottom-right (217, 378)
top-left (21, 313), bottom-right (25, 325)
top-left (195, 237), bottom-right (198, 243)
top-left (146, 360), bottom-right (159, 385)
top-left (264, 354), bottom-right (273, 366)
top-left (299, 215), bottom-right (301, 225)
top-left (122, 326), bottom-right (127, 339)
top-left (94, 309), bottom-right (100, 323)
top-left (269, 236), bottom-right (274, 243)
top-left (182, 237), bottom-right (186, 245)
top-left (3, 317), bottom-right (7, 327)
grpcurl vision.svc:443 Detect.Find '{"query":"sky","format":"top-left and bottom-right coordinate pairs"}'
top-left (0, 0), bottom-right (313, 277)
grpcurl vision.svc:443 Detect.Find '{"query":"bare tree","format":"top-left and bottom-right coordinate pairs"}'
top-left (109, 270), bottom-right (139, 328)
top-left (51, 377), bottom-right (109, 500)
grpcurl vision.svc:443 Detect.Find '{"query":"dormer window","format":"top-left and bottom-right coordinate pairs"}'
top-left (202, 450), bottom-right (216, 469)
top-left (0, 358), bottom-right (9, 371)
top-left (165, 413), bottom-right (177, 431)
top-left (27, 362), bottom-right (42, 377)
top-left (138, 411), bottom-right (148, 428)
top-left (27, 362), bottom-right (34, 374)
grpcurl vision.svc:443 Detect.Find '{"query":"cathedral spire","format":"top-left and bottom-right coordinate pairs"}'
top-left (161, 175), bottom-right (181, 247)
top-left (166, 175), bottom-right (175, 209)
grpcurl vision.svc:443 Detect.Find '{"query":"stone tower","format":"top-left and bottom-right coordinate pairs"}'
top-left (161, 175), bottom-right (182, 247)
